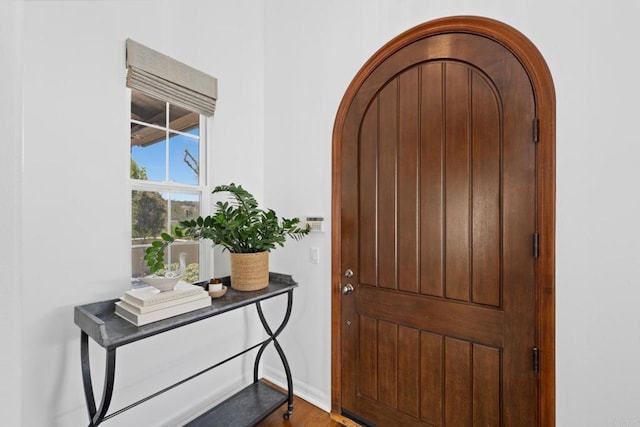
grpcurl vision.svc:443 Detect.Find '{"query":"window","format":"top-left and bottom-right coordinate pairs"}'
top-left (126, 39), bottom-right (218, 284)
top-left (130, 89), bottom-right (209, 283)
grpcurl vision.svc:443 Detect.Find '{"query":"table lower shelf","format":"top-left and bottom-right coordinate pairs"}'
top-left (186, 381), bottom-right (288, 427)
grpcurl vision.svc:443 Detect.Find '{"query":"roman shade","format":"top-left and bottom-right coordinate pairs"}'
top-left (126, 38), bottom-right (217, 116)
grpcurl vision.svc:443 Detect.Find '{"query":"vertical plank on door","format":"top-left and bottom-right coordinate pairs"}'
top-left (420, 63), bottom-right (444, 298)
top-left (445, 337), bottom-right (472, 425)
top-left (398, 326), bottom-right (419, 417)
top-left (359, 99), bottom-right (378, 287)
top-left (473, 343), bottom-right (501, 425)
top-left (378, 320), bottom-right (398, 408)
top-left (471, 72), bottom-right (502, 307)
top-left (398, 67), bottom-right (420, 293)
top-left (358, 315), bottom-right (378, 400)
top-left (420, 331), bottom-right (443, 425)
top-left (444, 63), bottom-right (471, 302)
top-left (378, 81), bottom-right (398, 290)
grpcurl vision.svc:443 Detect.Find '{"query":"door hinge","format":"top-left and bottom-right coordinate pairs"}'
top-left (533, 118), bottom-right (539, 143)
top-left (533, 233), bottom-right (540, 258)
top-left (533, 346), bottom-right (540, 372)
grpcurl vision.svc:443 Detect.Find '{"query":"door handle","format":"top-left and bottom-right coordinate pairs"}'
top-left (342, 283), bottom-right (354, 295)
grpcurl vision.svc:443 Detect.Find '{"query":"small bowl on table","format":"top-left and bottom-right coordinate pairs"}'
top-left (208, 278), bottom-right (227, 298)
top-left (139, 274), bottom-right (182, 292)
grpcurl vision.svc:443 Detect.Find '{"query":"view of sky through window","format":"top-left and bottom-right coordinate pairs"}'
top-left (131, 128), bottom-right (200, 185)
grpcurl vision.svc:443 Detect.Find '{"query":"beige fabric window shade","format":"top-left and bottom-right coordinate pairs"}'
top-left (126, 39), bottom-right (217, 116)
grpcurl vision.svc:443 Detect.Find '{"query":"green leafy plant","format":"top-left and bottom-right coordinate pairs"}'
top-left (144, 183), bottom-right (310, 273)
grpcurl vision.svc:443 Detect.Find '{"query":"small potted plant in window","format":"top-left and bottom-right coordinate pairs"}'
top-left (144, 183), bottom-right (310, 291)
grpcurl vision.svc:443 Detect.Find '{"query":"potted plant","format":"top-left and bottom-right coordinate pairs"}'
top-left (144, 183), bottom-right (310, 291)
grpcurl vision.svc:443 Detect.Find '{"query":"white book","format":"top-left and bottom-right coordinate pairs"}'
top-left (118, 292), bottom-right (207, 314)
top-left (124, 282), bottom-right (205, 307)
top-left (115, 296), bottom-right (211, 326)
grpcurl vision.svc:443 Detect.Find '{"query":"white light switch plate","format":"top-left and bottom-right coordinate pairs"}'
top-left (310, 247), bottom-right (320, 264)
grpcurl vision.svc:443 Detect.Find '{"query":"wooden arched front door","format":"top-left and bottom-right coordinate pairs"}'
top-left (332, 17), bottom-right (555, 426)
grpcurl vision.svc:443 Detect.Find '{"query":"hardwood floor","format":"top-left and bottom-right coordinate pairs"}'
top-left (256, 381), bottom-right (343, 427)
top-left (257, 399), bottom-right (342, 426)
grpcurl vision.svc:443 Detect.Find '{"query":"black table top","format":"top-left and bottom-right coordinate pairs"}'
top-left (74, 273), bottom-right (297, 350)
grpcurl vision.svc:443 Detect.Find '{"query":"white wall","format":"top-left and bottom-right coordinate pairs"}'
top-left (5, 0), bottom-right (640, 425)
top-left (263, 0), bottom-right (640, 425)
top-left (0, 1), bottom-right (24, 425)
top-left (12, 1), bottom-right (267, 425)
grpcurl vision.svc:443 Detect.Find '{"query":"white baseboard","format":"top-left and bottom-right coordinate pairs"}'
top-left (262, 365), bottom-right (331, 413)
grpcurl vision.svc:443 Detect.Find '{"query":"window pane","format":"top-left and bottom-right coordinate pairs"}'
top-left (169, 130), bottom-right (200, 185)
top-left (131, 190), bottom-right (168, 240)
top-left (131, 190), bottom-right (168, 278)
top-left (131, 89), bottom-right (168, 182)
top-left (131, 191), bottom-right (201, 281)
top-left (169, 103), bottom-right (199, 133)
top-left (131, 90), bottom-right (166, 126)
top-left (131, 137), bottom-right (166, 181)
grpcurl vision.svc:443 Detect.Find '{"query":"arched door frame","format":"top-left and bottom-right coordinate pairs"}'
top-left (331, 15), bottom-right (556, 425)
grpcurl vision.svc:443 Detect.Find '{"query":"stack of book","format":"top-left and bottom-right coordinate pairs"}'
top-left (115, 282), bottom-right (210, 326)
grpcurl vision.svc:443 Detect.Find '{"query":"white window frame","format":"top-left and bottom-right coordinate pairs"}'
top-left (129, 89), bottom-right (213, 282)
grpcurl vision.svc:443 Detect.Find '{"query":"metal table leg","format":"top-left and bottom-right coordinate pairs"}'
top-left (253, 290), bottom-right (295, 420)
top-left (80, 331), bottom-right (116, 427)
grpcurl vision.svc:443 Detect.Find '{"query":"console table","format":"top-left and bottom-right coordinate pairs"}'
top-left (74, 273), bottom-right (297, 426)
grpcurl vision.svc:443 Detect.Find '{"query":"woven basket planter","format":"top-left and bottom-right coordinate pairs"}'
top-left (230, 251), bottom-right (269, 291)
